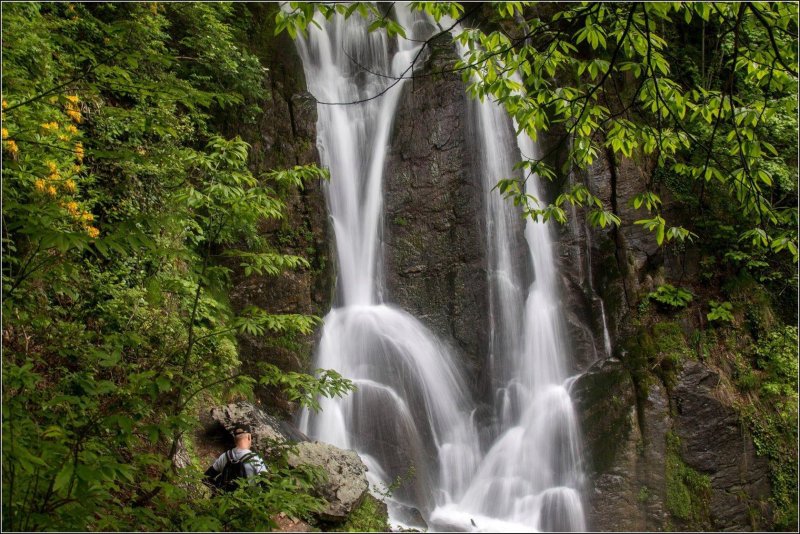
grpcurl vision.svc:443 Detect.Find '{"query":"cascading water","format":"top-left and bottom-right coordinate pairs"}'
top-left (294, 5), bottom-right (585, 531)
top-left (294, 6), bottom-right (480, 524)
top-left (428, 50), bottom-right (585, 529)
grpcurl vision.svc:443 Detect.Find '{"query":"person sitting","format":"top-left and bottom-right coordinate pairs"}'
top-left (204, 423), bottom-right (267, 492)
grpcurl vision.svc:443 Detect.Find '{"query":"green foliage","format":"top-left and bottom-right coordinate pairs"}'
top-left (258, 364), bottom-right (356, 413)
top-left (647, 284), bottom-right (694, 309)
top-left (707, 300), bottom-right (734, 323)
top-left (730, 325), bottom-right (798, 529)
top-left (753, 326), bottom-right (798, 426)
top-left (331, 493), bottom-right (390, 533)
top-left (2, 3), bottom-right (344, 531)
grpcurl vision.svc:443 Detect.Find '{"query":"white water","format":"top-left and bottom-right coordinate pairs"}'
top-left (294, 7), bottom-right (480, 522)
top-left (294, 6), bottom-right (585, 531)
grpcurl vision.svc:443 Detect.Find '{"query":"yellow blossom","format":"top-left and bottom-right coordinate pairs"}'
top-left (64, 201), bottom-right (80, 215)
top-left (35, 179), bottom-right (47, 192)
top-left (1, 128), bottom-right (8, 138)
top-left (86, 226), bottom-right (100, 239)
top-left (63, 179), bottom-right (77, 193)
top-left (67, 125), bottom-right (78, 135)
top-left (2, 100), bottom-right (8, 109)
top-left (72, 164), bottom-right (82, 174)
top-left (66, 95), bottom-right (79, 104)
top-left (74, 142), bottom-right (84, 161)
top-left (80, 211), bottom-right (94, 222)
top-left (46, 185), bottom-right (57, 197)
top-left (66, 109), bottom-right (82, 123)
top-left (41, 121), bottom-right (59, 131)
top-left (47, 161), bottom-right (58, 173)
top-left (62, 200), bottom-right (80, 219)
top-left (48, 172), bottom-right (61, 182)
top-left (59, 134), bottom-right (70, 142)
top-left (4, 140), bottom-right (18, 156)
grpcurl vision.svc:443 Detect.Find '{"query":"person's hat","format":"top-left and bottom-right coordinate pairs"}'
top-left (232, 423), bottom-right (252, 436)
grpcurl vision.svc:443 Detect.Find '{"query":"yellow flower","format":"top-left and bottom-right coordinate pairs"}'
top-left (80, 211), bottom-right (94, 222)
top-left (46, 185), bottom-right (57, 197)
top-left (63, 179), bottom-right (77, 193)
top-left (72, 164), bottom-right (82, 174)
top-left (1, 128), bottom-right (8, 138)
top-left (66, 109), bottom-right (82, 123)
top-left (4, 139), bottom-right (18, 156)
top-left (86, 226), bottom-right (100, 239)
top-left (47, 161), bottom-right (58, 173)
top-left (41, 121), bottom-right (59, 131)
top-left (48, 172), bottom-right (61, 182)
top-left (66, 95), bottom-right (79, 104)
top-left (35, 179), bottom-right (47, 192)
top-left (74, 142), bottom-right (84, 161)
top-left (64, 201), bottom-right (80, 215)
top-left (67, 125), bottom-right (78, 135)
top-left (2, 100), bottom-right (8, 109)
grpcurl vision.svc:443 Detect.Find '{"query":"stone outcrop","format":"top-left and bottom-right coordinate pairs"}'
top-left (202, 401), bottom-right (308, 454)
top-left (563, 142), bottom-right (778, 531)
top-left (574, 354), bottom-right (774, 531)
top-left (672, 362), bottom-right (771, 530)
top-left (199, 402), bottom-right (372, 525)
top-left (286, 441), bottom-right (370, 523)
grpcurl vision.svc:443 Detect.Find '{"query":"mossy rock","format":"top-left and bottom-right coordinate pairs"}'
top-left (665, 432), bottom-right (712, 529)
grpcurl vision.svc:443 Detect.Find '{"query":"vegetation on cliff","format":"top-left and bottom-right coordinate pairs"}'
top-left (2, 3), bottom-right (351, 530)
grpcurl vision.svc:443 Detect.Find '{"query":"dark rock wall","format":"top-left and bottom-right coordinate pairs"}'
top-left (568, 148), bottom-right (774, 531)
top-left (383, 35), bottom-right (489, 392)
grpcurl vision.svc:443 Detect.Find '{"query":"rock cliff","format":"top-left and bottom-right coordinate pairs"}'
top-left (383, 33), bottom-right (489, 394)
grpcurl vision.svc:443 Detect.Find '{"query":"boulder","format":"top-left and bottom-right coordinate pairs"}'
top-left (204, 401), bottom-right (308, 454)
top-left (287, 441), bottom-right (370, 523)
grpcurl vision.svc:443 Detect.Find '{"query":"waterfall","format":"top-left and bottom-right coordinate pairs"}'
top-left (294, 5), bottom-right (585, 531)
top-left (294, 7), bottom-right (480, 524)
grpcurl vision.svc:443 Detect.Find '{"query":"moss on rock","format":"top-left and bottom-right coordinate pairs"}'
top-left (665, 432), bottom-right (712, 528)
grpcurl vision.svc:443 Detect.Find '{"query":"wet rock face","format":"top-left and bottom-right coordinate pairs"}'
top-left (673, 362), bottom-right (772, 530)
top-left (576, 355), bottom-right (776, 531)
top-left (383, 35), bottom-right (488, 388)
top-left (573, 357), bottom-right (646, 531)
top-left (286, 441), bottom-right (370, 522)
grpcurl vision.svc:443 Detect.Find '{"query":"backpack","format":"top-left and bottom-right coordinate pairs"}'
top-left (217, 450), bottom-right (256, 492)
